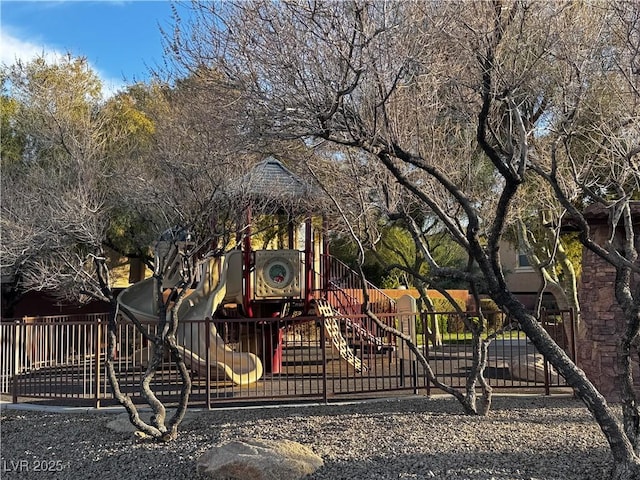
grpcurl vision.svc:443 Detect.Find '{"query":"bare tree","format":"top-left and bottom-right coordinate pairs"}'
top-left (514, 214), bottom-right (581, 335)
top-left (528, 0), bottom-right (640, 465)
top-left (0, 57), bottom-right (248, 441)
top-left (166, 0), bottom-right (640, 476)
top-left (0, 55), bottom-right (192, 440)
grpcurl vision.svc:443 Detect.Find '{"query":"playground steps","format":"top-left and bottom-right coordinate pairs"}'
top-left (341, 317), bottom-right (392, 353)
top-left (315, 299), bottom-right (366, 372)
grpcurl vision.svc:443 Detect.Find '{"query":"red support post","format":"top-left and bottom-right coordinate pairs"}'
top-left (304, 217), bottom-right (313, 314)
top-left (322, 216), bottom-right (330, 298)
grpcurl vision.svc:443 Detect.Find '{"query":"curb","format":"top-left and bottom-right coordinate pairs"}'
top-left (0, 392), bottom-right (575, 416)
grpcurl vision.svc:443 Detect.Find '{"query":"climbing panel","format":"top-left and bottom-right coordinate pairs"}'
top-left (315, 299), bottom-right (366, 372)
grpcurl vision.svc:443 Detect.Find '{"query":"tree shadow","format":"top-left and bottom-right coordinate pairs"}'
top-left (306, 450), bottom-right (611, 480)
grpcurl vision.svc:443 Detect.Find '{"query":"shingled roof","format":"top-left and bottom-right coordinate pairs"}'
top-left (242, 157), bottom-right (311, 197)
top-left (561, 201), bottom-right (640, 231)
top-left (229, 157), bottom-right (327, 214)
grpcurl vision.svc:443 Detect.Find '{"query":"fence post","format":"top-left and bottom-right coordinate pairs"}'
top-left (205, 317), bottom-right (211, 410)
top-left (412, 314), bottom-right (419, 395)
top-left (541, 311), bottom-right (550, 395)
top-left (543, 355), bottom-right (551, 395)
top-left (569, 308), bottom-right (577, 364)
top-left (12, 320), bottom-right (20, 404)
top-left (424, 313), bottom-right (431, 397)
top-left (94, 318), bottom-right (101, 409)
top-left (320, 316), bottom-right (328, 404)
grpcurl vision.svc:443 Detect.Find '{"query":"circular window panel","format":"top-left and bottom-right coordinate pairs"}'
top-left (264, 258), bottom-right (294, 289)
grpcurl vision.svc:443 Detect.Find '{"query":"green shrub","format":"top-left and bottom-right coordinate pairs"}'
top-left (424, 297), bottom-right (467, 334)
top-left (423, 297), bottom-right (505, 334)
top-left (445, 313), bottom-right (466, 333)
top-left (419, 312), bottom-right (448, 335)
top-left (429, 297), bottom-right (466, 312)
top-left (479, 298), bottom-right (505, 332)
top-left (443, 299), bottom-right (506, 334)
top-left (438, 315), bottom-right (448, 335)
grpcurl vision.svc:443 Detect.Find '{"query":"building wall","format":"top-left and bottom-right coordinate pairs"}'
top-left (576, 207), bottom-right (640, 401)
top-left (499, 240), bottom-right (543, 310)
top-left (2, 290), bottom-right (110, 319)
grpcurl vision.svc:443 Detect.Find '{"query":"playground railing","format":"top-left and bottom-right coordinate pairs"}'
top-left (0, 313), bottom-right (109, 405)
top-left (0, 309), bottom-right (575, 408)
top-left (319, 254), bottom-right (396, 315)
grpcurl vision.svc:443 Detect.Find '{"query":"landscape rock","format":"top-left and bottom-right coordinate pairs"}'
top-left (508, 353), bottom-right (560, 383)
top-left (196, 438), bottom-right (323, 480)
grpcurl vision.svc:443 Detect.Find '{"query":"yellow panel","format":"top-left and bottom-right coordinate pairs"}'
top-left (254, 249), bottom-right (302, 298)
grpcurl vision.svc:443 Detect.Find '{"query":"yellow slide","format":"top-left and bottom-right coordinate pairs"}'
top-left (117, 252), bottom-right (263, 385)
top-left (315, 299), bottom-right (366, 372)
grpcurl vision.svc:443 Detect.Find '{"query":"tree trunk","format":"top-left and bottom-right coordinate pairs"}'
top-left (611, 460), bottom-right (640, 480)
top-left (500, 293), bottom-right (640, 476)
top-left (428, 314), bottom-right (443, 347)
top-left (420, 293), bottom-right (442, 347)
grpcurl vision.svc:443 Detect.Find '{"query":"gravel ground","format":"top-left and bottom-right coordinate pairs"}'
top-left (0, 395), bottom-right (614, 480)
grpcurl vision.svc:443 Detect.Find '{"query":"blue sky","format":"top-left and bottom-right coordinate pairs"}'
top-left (1, 1), bottom-right (184, 95)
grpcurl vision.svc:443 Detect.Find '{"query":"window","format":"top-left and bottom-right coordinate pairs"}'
top-left (517, 251), bottom-right (532, 269)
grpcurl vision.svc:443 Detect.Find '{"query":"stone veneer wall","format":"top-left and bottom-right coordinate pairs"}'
top-left (577, 226), bottom-right (624, 400)
top-left (576, 206), bottom-right (640, 401)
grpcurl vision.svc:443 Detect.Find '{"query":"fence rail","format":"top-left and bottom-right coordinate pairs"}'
top-left (320, 254), bottom-right (397, 315)
top-left (0, 309), bottom-right (574, 408)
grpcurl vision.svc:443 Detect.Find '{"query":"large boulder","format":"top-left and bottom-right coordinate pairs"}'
top-left (197, 438), bottom-right (323, 480)
top-left (508, 353), bottom-right (560, 383)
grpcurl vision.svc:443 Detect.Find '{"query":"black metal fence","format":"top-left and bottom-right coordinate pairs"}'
top-left (0, 309), bottom-right (574, 408)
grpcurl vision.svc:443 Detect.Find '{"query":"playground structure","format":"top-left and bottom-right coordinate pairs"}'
top-left (0, 157), bottom-right (577, 405)
top-left (116, 158), bottom-right (402, 386)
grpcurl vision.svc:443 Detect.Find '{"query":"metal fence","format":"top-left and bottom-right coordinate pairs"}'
top-left (0, 309), bottom-right (574, 408)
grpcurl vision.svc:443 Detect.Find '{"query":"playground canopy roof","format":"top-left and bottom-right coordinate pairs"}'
top-left (229, 157), bottom-right (328, 215)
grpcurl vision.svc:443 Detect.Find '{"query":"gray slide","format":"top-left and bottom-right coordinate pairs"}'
top-left (118, 254), bottom-right (263, 385)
